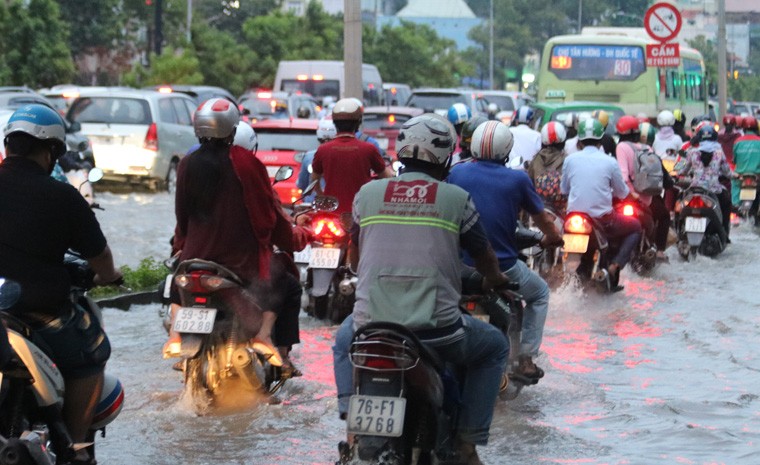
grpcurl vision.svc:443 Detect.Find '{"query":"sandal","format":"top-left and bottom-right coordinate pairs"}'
top-left (280, 362), bottom-right (303, 378)
top-left (162, 337), bottom-right (181, 359)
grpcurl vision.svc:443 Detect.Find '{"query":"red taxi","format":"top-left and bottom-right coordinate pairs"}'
top-left (252, 118), bottom-right (320, 204)
top-left (361, 106), bottom-right (423, 160)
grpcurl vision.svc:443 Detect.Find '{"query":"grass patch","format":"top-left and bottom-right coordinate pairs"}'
top-left (89, 257), bottom-right (170, 298)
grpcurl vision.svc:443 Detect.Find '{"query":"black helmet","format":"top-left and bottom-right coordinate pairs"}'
top-left (459, 115), bottom-right (489, 151)
top-left (690, 114), bottom-right (711, 132)
top-left (696, 123), bottom-right (718, 142)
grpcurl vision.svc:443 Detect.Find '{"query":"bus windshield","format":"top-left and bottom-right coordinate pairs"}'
top-left (549, 44), bottom-right (646, 81)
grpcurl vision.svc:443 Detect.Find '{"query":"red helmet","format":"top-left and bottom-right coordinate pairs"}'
top-left (741, 116), bottom-right (758, 131)
top-left (615, 115), bottom-right (641, 135)
top-left (722, 114), bottom-right (737, 126)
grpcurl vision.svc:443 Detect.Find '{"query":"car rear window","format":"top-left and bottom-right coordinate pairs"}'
top-left (407, 93), bottom-right (466, 110)
top-left (68, 97), bottom-right (152, 125)
top-left (241, 98), bottom-right (290, 119)
top-left (362, 113), bottom-right (415, 130)
top-left (484, 96), bottom-right (515, 112)
top-left (256, 129), bottom-right (319, 152)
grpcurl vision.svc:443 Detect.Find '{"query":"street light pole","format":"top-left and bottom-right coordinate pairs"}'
top-left (186, 0), bottom-right (192, 44)
top-left (578, 0), bottom-right (582, 33)
top-left (344, 0), bottom-right (363, 99)
top-left (718, 0), bottom-right (727, 119)
top-left (489, 0), bottom-right (494, 90)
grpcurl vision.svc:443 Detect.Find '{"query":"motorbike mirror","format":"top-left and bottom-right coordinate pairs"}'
top-left (0, 278), bottom-right (21, 310)
top-left (273, 166), bottom-right (293, 184)
top-left (314, 195), bottom-right (339, 212)
top-left (302, 179), bottom-right (319, 197)
top-left (392, 160), bottom-right (404, 174)
top-left (87, 167), bottom-right (104, 184)
top-left (68, 121), bottom-right (82, 133)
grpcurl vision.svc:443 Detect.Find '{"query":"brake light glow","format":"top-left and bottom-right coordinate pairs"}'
top-left (390, 87), bottom-right (397, 95)
top-left (564, 214), bottom-right (592, 234)
top-left (257, 91), bottom-right (272, 99)
top-left (62, 90), bottom-right (79, 99)
top-left (314, 217), bottom-right (346, 244)
top-left (365, 358), bottom-right (396, 369)
top-left (290, 188), bottom-right (302, 204)
top-left (622, 204), bottom-right (635, 217)
top-left (144, 123), bottom-right (159, 151)
top-left (194, 296), bottom-right (208, 305)
top-left (296, 74), bottom-right (308, 81)
top-left (158, 86), bottom-right (173, 94)
top-left (742, 177), bottom-right (757, 187)
top-left (388, 114), bottom-right (396, 124)
top-left (312, 74), bottom-right (324, 81)
top-left (688, 197), bottom-right (707, 209)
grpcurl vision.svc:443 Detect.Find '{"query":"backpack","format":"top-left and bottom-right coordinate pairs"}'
top-left (625, 142), bottom-right (663, 195)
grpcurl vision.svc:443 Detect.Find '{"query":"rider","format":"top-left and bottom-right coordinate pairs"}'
top-left (297, 118), bottom-right (337, 202)
top-left (0, 104), bottom-right (123, 463)
top-left (653, 110), bottom-right (684, 159)
top-left (509, 106), bottom-right (542, 167)
top-left (448, 102), bottom-right (472, 159)
top-left (677, 124), bottom-right (734, 242)
top-left (333, 114), bottom-right (510, 464)
top-left (561, 118), bottom-right (641, 292)
top-left (448, 120), bottom-right (563, 380)
top-left (615, 116), bottom-right (671, 261)
top-left (731, 116), bottom-right (760, 217)
top-left (310, 98), bottom-right (391, 217)
top-left (453, 114), bottom-right (488, 165)
top-left (592, 109), bottom-right (616, 157)
top-left (563, 112), bottom-right (580, 155)
top-left (718, 114), bottom-right (741, 166)
top-left (528, 121), bottom-right (568, 216)
top-left (168, 98), bottom-right (296, 367)
top-left (672, 108), bottom-right (688, 141)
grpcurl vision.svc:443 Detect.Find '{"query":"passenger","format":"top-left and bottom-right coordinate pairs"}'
top-left (562, 112), bottom-right (580, 155)
top-left (297, 118), bottom-right (336, 202)
top-left (0, 104), bottom-right (123, 462)
top-left (718, 114), bottom-right (741, 166)
top-left (528, 121), bottom-right (568, 216)
top-left (509, 106), bottom-right (542, 167)
top-left (731, 116), bottom-right (760, 215)
top-left (448, 120), bottom-right (563, 380)
top-left (592, 109), bottom-right (617, 157)
top-left (561, 118), bottom-right (641, 291)
top-left (333, 114), bottom-right (510, 464)
top-left (653, 110), bottom-right (684, 159)
top-left (448, 102), bottom-right (472, 159)
top-left (452, 114), bottom-right (488, 165)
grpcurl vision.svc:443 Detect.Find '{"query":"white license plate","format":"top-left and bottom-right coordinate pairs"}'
top-left (347, 395), bottom-right (406, 437)
top-left (685, 217), bottom-right (707, 233)
top-left (562, 233), bottom-right (590, 254)
top-left (309, 247), bottom-right (341, 269)
top-left (265, 165), bottom-right (282, 178)
top-left (293, 244), bottom-right (312, 264)
top-left (172, 307), bottom-right (217, 334)
top-left (740, 188), bottom-right (757, 201)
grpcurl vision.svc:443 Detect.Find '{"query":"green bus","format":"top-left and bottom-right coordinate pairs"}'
top-left (537, 31), bottom-right (708, 121)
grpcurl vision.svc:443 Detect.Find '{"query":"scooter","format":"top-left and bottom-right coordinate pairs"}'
top-left (614, 200), bottom-right (658, 275)
top-left (737, 174), bottom-right (759, 226)
top-left (674, 186), bottom-right (728, 259)
top-left (519, 208), bottom-right (564, 280)
top-left (561, 211), bottom-right (625, 292)
top-left (0, 256), bottom-right (124, 465)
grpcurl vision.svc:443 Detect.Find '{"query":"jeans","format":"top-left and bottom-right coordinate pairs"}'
top-left (503, 260), bottom-right (549, 358)
top-left (332, 314), bottom-right (508, 445)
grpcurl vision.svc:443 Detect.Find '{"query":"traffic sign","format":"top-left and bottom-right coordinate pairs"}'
top-left (644, 2), bottom-right (682, 43)
top-left (646, 43), bottom-right (680, 67)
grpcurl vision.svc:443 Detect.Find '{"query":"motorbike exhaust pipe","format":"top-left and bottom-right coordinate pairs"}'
top-left (231, 348), bottom-right (263, 391)
top-left (593, 269), bottom-right (608, 283)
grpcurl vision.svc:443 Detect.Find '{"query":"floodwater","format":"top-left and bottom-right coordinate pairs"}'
top-left (94, 192), bottom-right (760, 465)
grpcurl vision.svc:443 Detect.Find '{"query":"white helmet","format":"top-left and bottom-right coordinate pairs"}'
top-left (471, 121), bottom-right (514, 162)
top-left (233, 122), bottom-right (258, 153)
top-left (194, 98), bottom-right (239, 140)
top-left (540, 121), bottom-right (567, 145)
top-left (657, 110), bottom-right (676, 127)
top-left (396, 113), bottom-right (455, 165)
top-left (317, 118), bottom-right (337, 141)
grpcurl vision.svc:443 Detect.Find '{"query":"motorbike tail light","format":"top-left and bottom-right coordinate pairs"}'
top-left (144, 123), bottom-right (159, 151)
top-left (200, 275), bottom-right (236, 290)
top-left (314, 217), bottom-right (346, 243)
top-left (564, 214), bottom-right (592, 235)
top-left (365, 358), bottom-right (397, 370)
top-left (688, 196), bottom-right (707, 209)
top-left (622, 204), bottom-right (635, 217)
top-left (742, 176), bottom-right (757, 187)
top-left (194, 296), bottom-right (208, 305)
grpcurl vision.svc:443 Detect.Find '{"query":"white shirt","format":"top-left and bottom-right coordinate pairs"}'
top-left (652, 128), bottom-right (683, 158)
top-left (561, 145), bottom-right (630, 218)
top-left (564, 136), bottom-right (580, 155)
top-left (509, 124), bottom-right (542, 166)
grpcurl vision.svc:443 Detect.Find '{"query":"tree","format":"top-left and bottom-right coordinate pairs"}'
top-left (56, 0), bottom-right (122, 56)
top-left (191, 23), bottom-right (260, 96)
top-left (2, 0), bottom-right (75, 87)
top-left (123, 47), bottom-right (203, 87)
top-left (195, 0), bottom-right (279, 34)
top-left (365, 21), bottom-right (472, 87)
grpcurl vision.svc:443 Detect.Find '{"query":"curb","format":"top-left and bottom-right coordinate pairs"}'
top-left (96, 290), bottom-right (161, 311)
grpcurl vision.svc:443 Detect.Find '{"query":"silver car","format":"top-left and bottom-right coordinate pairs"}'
top-left (67, 89), bottom-right (198, 191)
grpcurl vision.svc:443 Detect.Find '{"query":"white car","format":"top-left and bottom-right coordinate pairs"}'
top-left (67, 88), bottom-right (198, 191)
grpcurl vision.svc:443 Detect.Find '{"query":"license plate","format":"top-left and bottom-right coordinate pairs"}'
top-left (265, 166), bottom-right (282, 178)
top-left (347, 395), bottom-right (406, 437)
top-left (562, 233), bottom-right (590, 254)
top-left (740, 188), bottom-right (757, 201)
top-left (309, 247), bottom-right (341, 269)
top-left (172, 307), bottom-right (217, 334)
top-left (685, 217), bottom-right (707, 233)
top-left (293, 244), bottom-right (312, 264)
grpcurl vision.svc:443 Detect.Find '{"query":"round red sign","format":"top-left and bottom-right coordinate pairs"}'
top-left (644, 2), bottom-right (682, 43)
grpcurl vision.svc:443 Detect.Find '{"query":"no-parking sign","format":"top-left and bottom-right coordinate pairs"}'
top-left (644, 2), bottom-right (682, 43)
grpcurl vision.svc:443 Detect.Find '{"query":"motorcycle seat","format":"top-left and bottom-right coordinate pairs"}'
top-left (353, 322), bottom-right (446, 373)
top-left (178, 259), bottom-right (244, 285)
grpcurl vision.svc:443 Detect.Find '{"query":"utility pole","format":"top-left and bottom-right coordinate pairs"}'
top-left (577, 0), bottom-right (582, 33)
top-left (718, 0), bottom-right (727, 119)
top-left (187, 0), bottom-right (192, 44)
top-left (344, 0), bottom-right (363, 99)
top-left (155, 0), bottom-right (163, 55)
top-left (489, 0), bottom-right (494, 90)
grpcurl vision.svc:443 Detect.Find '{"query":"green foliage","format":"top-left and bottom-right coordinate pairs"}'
top-left (56, 0), bottom-right (122, 56)
top-left (89, 257), bottom-right (169, 298)
top-left (191, 23), bottom-right (260, 96)
top-left (365, 21), bottom-right (473, 88)
top-left (1, 0), bottom-right (75, 87)
top-left (123, 47), bottom-right (204, 88)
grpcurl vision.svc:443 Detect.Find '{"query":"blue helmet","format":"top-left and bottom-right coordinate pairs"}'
top-left (514, 105), bottom-right (535, 125)
top-left (447, 103), bottom-right (472, 126)
top-left (4, 104), bottom-right (67, 158)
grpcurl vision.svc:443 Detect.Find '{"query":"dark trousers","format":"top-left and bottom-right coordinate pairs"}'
top-left (717, 189), bottom-right (732, 237)
top-left (579, 211), bottom-right (642, 275)
top-left (649, 195), bottom-right (671, 251)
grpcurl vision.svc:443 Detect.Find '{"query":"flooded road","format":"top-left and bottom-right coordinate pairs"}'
top-left (94, 192), bottom-right (760, 465)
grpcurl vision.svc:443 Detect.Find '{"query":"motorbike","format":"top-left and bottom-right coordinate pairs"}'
top-left (613, 200), bottom-right (658, 275)
top-left (737, 174), bottom-right (759, 226)
top-left (295, 195), bottom-right (355, 325)
top-left (0, 253), bottom-right (124, 465)
top-left (674, 186), bottom-right (728, 259)
top-left (519, 208), bottom-right (564, 280)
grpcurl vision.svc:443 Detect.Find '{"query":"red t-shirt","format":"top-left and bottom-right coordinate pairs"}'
top-left (312, 134), bottom-right (386, 214)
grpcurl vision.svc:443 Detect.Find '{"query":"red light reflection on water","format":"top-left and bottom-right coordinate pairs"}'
top-left (543, 319), bottom-right (616, 374)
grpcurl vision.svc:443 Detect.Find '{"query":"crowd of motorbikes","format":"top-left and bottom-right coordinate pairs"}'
top-left (1, 142), bottom-right (751, 465)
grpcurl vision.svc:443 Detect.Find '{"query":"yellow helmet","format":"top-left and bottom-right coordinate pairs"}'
top-left (591, 109), bottom-right (609, 129)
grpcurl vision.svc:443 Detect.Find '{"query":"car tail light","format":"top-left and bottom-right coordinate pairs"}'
top-left (144, 123), bottom-right (159, 151)
top-left (296, 74), bottom-right (308, 81)
top-left (314, 216), bottom-right (346, 244)
top-left (312, 74), bottom-right (324, 81)
top-left (257, 91), bottom-right (272, 99)
top-left (622, 204), bottom-right (635, 217)
top-left (564, 214), bottom-right (592, 234)
top-left (157, 86), bottom-right (173, 94)
top-left (388, 114), bottom-right (396, 124)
